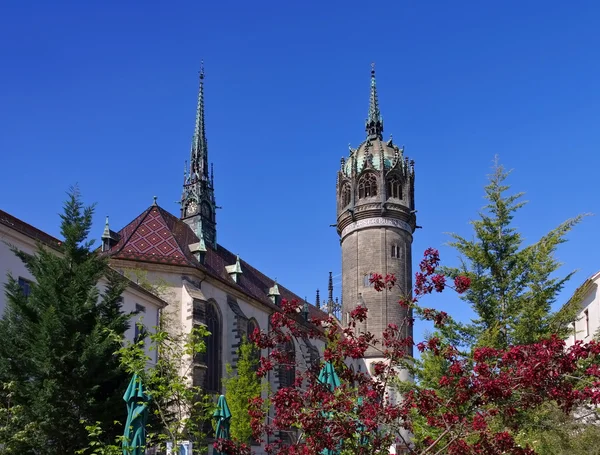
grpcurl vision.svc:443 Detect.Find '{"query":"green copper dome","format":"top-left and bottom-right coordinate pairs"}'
top-left (343, 137), bottom-right (403, 176)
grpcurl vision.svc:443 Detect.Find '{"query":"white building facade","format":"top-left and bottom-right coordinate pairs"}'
top-left (564, 271), bottom-right (600, 348)
top-left (0, 209), bottom-right (167, 364)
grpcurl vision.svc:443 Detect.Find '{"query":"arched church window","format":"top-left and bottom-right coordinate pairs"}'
top-left (386, 176), bottom-right (402, 199)
top-left (279, 339), bottom-right (296, 389)
top-left (340, 183), bottom-right (351, 207)
top-left (358, 173), bottom-right (377, 199)
top-left (204, 301), bottom-right (222, 393)
top-left (247, 319), bottom-right (261, 370)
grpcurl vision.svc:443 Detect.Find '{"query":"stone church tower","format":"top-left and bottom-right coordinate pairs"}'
top-left (180, 63), bottom-right (217, 248)
top-left (336, 64), bottom-right (416, 369)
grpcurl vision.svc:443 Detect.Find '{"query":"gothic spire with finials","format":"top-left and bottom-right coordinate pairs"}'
top-left (365, 62), bottom-right (384, 140)
top-left (181, 62), bottom-right (217, 248)
top-left (191, 62), bottom-right (209, 180)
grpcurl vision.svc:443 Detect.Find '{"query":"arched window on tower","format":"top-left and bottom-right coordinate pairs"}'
top-left (204, 301), bottom-right (222, 393)
top-left (358, 173), bottom-right (378, 199)
top-left (340, 183), bottom-right (351, 207)
top-left (386, 175), bottom-right (402, 199)
top-left (279, 340), bottom-right (296, 389)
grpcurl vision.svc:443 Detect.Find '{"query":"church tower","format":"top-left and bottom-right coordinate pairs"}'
top-left (181, 63), bottom-right (217, 248)
top-left (336, 64), bottom-right (416, 367)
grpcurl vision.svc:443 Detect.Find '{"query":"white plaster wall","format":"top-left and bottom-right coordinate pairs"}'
top-left (0, 225), bottom-right (40, 316)
top-left (566, 279), bottom-right (600, 348)
top-left (97, 278), bottom-right (163, 365)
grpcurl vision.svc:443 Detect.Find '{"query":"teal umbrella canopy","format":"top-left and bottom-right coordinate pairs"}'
top-left (122, 373), bottom-right (151, 455)
top-left (318, 362), bottom-right (342, 455)
top-left (318, 361), bottom-right (341, 392)
top-left (213, 394), bottom-right (232, 455)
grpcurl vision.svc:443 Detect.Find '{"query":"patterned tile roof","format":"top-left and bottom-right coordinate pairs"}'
top-left (105, 204), bottom-right (326, 319)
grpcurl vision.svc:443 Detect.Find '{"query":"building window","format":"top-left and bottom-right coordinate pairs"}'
top-left (134, 323), bottom-right (147, 344)
top-left (391, 245), bottom-right (400, 258)
top-left (279, 340), bottom-right (296, 388)
top-left (585, 309), bottom-right (590, 337)
top-left (192, 300), bottom-right (203, 321)
top-left (247, 319), bottom-right (261, 369)
top-left (341, 183), bottom-right (351, 207)
top-left (386, 176), bottom-right (402, 199)
top-left (135, 303), bottom-right (146, 313)
top-left (18, 277), bottom-right (32, 299)
top-left (363, 273), bottom-right (373, 287)
top-left (204, 301), bottom-right (222, 393)
top-left (358, 173), bottom-right (377, 199)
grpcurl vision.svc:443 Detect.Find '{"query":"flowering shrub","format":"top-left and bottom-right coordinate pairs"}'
top-left (216, 249), bottom-right (600, 455)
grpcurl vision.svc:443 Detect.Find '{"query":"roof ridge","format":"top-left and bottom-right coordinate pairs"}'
top-left (216, 242), bottom-right (316, 310)
top-left (0, 209), bottom-right (62, 249)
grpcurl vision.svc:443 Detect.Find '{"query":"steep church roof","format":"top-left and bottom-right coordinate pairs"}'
top-left (103, 203), bottom-right (325, 319)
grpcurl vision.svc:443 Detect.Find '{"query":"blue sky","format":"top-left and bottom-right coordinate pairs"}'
top-left (1, 1), bottom-right (599, 339)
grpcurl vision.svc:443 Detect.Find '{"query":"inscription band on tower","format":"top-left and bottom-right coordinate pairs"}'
top-left (341, 217), bottom-right (413, 240)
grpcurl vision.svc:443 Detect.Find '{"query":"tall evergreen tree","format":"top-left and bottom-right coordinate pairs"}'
top-left (0, 188), bottom-right (130, 454)
top-left (415, 160), bottom-right (592, 455)
top-left (443, 159), bottom-right (584, 349)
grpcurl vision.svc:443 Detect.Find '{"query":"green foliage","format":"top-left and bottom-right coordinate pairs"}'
top-left (75, 421), bottom-right (123, 455)
top-left (515, 403), bottom-right (600, 455)
top-left (114, 314), bottom-right (215, 454)
top-left (124, 267), bottom-right (170, 299)
top-left (443, 159), bottom-right (585, 349)
top-left (0, 187), bottom-right (130, 454)
top-left (223, 338), bottom-right (263, 443)
top-left (417, 159), bottom-right (591, 453)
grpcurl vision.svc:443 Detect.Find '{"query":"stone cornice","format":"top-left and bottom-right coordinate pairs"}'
top-left (340, 216), bottom-right (414, 241)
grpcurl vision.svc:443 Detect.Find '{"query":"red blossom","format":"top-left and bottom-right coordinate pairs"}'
top-left (226, 248), bottom-right (600, 455)
top-left (454, 275), bottom-right (471, 293)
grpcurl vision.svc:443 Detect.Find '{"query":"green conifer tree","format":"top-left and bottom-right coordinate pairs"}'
top-left (416, 160), bottom-right (593, 455)
top-left (0, 188), bottom-right (130, 454)
top-left (443, 160), bottom-right (584, 349)
top-left (223, 338), bottom-right (263, 443)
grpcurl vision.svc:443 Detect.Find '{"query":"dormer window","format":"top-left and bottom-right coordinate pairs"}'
top-left (268, 282), bottom-right (281, 305)
top-left (226, 255), bottom-right (243, 283)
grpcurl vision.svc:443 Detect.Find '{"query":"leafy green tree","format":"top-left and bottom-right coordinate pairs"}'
top-left (443, 159), bottom-right (584, 349)
top-left (223, 338), bottom-right (263, 443)
top-left (114, 314), bottom-right (214, 454)
top-left (0, 188), bottom-right (130, 454)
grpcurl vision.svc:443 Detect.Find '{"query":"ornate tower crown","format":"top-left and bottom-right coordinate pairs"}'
top-left (181, 62), bottom-right (217, 248)
top-left (336, 64), bottom-right (416, 234)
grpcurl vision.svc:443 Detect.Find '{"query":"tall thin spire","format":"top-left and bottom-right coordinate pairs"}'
top-left (191, 61), bottom-right (209, 180)
top-left (180, 63), bottom-right (218, 248)
top-left (366, 62), bottom-right (384, 139)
